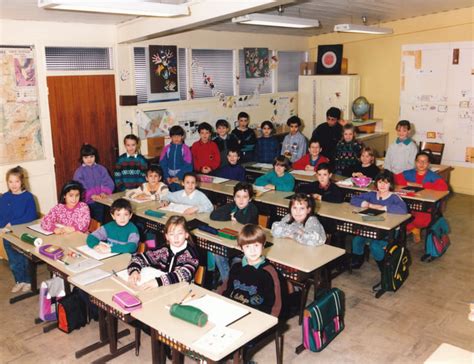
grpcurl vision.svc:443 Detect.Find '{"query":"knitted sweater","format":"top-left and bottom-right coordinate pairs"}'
top-left (128, 242), bottom-right (200, 286)
top-left (41, 202), bottom-right (90, 233)
top-left (163, 189), bottom-right (214, 213)
top-left (86, 221), bottom-right (139, 253)
top-left (191, 140), bottom-right (221, 172)
top-left (255, 171), bottom-right (295, 192)
top-left (113, 153), bottom-right (148, 192)
top-left (159, 143), bottom-right (193, 181)
top-left (125, 182), bottom-right (169, 201)
top-left (281, 132), bottom-right (307, 163)
top-left (210, 201), bottom-right (259, 225)
top-left (385, 138), bottom-right (418, 174)
top-left (0, 191), bottom-right (37, 228)
top-left (311, 122), bottom-right (343, 162)
top-left (271, 214), bottom-right (326, 247)
top-left (351, 191), bottom-right (408, 214)
top-left (334, 140), bottom-right (363, 174)
top-left (213, 134), bottom-right (240, 167)
top-left (256, 136), bottom-right (280, 164)
top-left (214, 164), bottom-right (246, 182)
top-left (73, 163), bottom-right (114, 204)
top-left (231, 128), bottom-right (257, 155)
top-left (292, 154), bottom-right (330, 171)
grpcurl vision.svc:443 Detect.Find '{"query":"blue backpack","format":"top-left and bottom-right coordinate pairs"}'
top-left (423, 217), bottom-right (450, 262)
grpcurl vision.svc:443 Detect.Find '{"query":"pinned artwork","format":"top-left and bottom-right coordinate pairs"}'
top-left (244, 48), bottom-right (269, 78)
top-left (316, 44), bottom-right (343, 75)
top-left (149, 45), bottom-right (178, 93)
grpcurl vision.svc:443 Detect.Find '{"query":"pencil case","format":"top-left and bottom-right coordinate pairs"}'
top-left (21, 232), bottom-right (43, 247)
top-left (170, 303), bottom-right (208, 327)
top-left (198, 225), bottom-right (219, 235)
top-left (218, 228), bottom-right (239, 240)
top-left (144, 209), bottom-right (166, 218)
top-left (112, 291), bottom-right (142, 312)
top-left (39, 244), bottom-right (64, 260)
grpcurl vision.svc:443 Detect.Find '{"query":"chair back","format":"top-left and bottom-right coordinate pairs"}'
top-left (420, 141), bottom-right (445, 164)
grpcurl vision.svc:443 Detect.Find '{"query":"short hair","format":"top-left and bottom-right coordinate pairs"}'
top-left (287, 115), bottom-right (301, 127)
top-left (326, 107), bottom-right (341, 120)
top-left (123, 134), bottom-right (139, 144)
top-left (6, 166), bottom-right (27, 192)
top-left (375, 170), bottom-right (395, 191)
top-left (59, 180), bottom-right (84, 204)
top-left (288, 193), bottom-right (315, 224)
top-left (147, 164), bottom-right (163, 179)
top-left (343, 123), bottom-right (355, 133)
top-left (316, 162), bottom-right (332, 173)
top-left (260, 120), bottom-right (274, 130)
top-left (215, 119), bottom-right (229, 129)
top-left (237, 224), bottom-right (266, 248)
top-left (169, 125), bottom-right (185, 137)
top-left (416, 151), bottom-right (432, 163)
top-left (183, 172), bottom-right (197, 182)
top-left (396, 120), bottom-right (411, 130)
top-left (110, 198), bottom-right (133, 215)
top-left (234, 182), bottom-right (254, 199)
top-left (361, 146), bottom-right (375, 158)
top-left (79, 144), bottom-right (99, 163)
top-left (273, 155), bottom-right (291, 171)
top-left (198, 122), bottom-right (213, 133)
top-left (227, 148), bottom-right (240, 157)
top-left (237, 111), bottom-right (249, 120)
top-left (308, 139), bottom-right (321, 148)
top-left (164, 215), bottom-right (194, 246)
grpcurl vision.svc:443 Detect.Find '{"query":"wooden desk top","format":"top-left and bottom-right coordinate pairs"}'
top-left (94, 191), bottom-right (159, 211)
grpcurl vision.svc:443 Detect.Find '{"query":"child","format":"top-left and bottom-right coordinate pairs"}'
top-left (255, 155), bottom-right (295, 192)
top-left (73, 143), bottom-right (114, 222)
top-left (162, 172), bottom-right (213, 215)
top-left (255, 120), bottom-right (279, 164)
top-left (281, 116), bottom-right (307, 163)
top-left (213, 119), bottom-right (240, 168)
top-left (191, 122), bottom-right (221, 174)
top-left (350, 171), bottom-right (407, 275)
top-left (394, 151), bottom-right (448, 243)
top-left (334, 123), bottom-right (362, 175)
top-left (0, 166), bottom-right (37, 293)
top-left (271, 193), bottom-right (326, 246)
top-left (125, 164), bottom-right (169, 201)
top-left (159, 125), bottom-right (193, 192)
top-left (344, 146), bottom-right (380, 179)
top-left (311, 107), bottom-right (343, 162)
top-left (231, 111), bottom-right (257, 164)
top-left (214, 149), bottom-right (246, 182)
top-left (114, 134), bottom-right (148, 192)
top-left (86, 198), bottom-right (139, 254)
top-left (218, 224), bottom-right (287, 318)
top-left (385, 120), bottom-right (418, 174)
top-left (297, 163), bottom-right (344, 203)
top-left (128, 215), bottom-right (200, 288)
top-left (292, 139), bottom-right (329, 172)
top-left (41, 180), bottom-right (90, 234)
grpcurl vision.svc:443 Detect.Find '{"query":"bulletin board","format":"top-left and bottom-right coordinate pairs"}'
top-left (400, 41), bottom-right (474, 167)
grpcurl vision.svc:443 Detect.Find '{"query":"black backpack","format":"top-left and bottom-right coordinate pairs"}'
top-left (375, 243), bottom-right (411, 298)
top-left (57, 288), bottom-right (88, 333)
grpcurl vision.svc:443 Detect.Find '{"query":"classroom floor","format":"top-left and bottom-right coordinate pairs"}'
top-left (1, 193), bottom-right (472, 364)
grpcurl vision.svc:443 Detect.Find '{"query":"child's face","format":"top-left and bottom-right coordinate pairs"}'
top-left (415, 155), bottom-right (430, 173)
top-left (261, 124), bottom-right (272, 137)
top-left (64, 189), bottom-right (80, 208)
top-left (317, 169), bottom-right (331, 186)
top-left (242, 242), bottom-right (263, 266)
top-left (238, 117), bottom-right (249, 129)
top-left (216, 125), bottom-right (228, 138)
top-left (183, 176), bottom-right (197, 194)
top-left (199, 129), bottom-right (211, 143)
top-left (343, 129), bottom-right (354, 142)
top-left (309, 142), bottom-right (321, 158)
top-left (7, 174), bottom-right (22, 194)
top-left (234, 189), bottom-right (250, 210)
top-left (291, 200), bottom-right (311, 224)
top-left (111, 208), bottom-right (132, 227)
top-left (327, 116), bottom-right (338, 127)
top-left (124, 138), bottom-right (138, 155)
top-left (397, 126), bottom-right (410, 140)
top-left (274, 163), bottom-right (286, 177)
top-left (289, 123), bottom-right (299, 135)
top-left (82, 155), bottom-right (95, 166)
top-left (227, 151), bottom-right (239, 165)
top-left (171, 134), bottom-right (183, 144)
top-left (146, 171), bottom-right (161, 187)
top-left (377, 179), bottom-right (391, 194)
top-left (166, 224), bottom-right (188, 249)
top-left (360, 151), bottom-right (373, 165)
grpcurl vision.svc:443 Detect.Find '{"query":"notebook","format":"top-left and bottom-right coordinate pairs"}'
top-left (69, 268), bottom-right (112, 286)
top-left (77, 244), bottom-right (119, 261)
top-left (67, 258), bottom-right (103, 274)
top-left (358, 208), bottom-right (385, 216)
top-left (290, 170), bottom-right (316, 176)
top-left (27, 223), bottom-right (53, 236)
top-left (186, 295), bottom-right (249, 327)
top-left (160, 202), bottom-right (191, 213)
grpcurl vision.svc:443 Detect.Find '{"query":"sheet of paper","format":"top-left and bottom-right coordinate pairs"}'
top-left (27, 223), bottom-right (53, 236)
top-left (211, 177), bottom-right (230, 184)
top-left (77, 244), bottom-right (119, 261)
top-left (115, 267), bottom-right (164, 287)
top-left (193, 326), bottom-right (243, 354)
top-left (160, 202), bottom-right (191, 213)
top-left (66, 258), bottom-right (103, 274)
top-left (290, 170), bottom-right (316, 176)
top-left (251, 163), bottom-right (273, 169)
top-left (124, 196), bottom-right (151, 203)
top-left (336, 177), bottom-right (354, 187)
top-left (186, 295), bottom-right (249, 327)
top-left (69, 268), bottom-right (112, 286)
top-left (253, 185), bottom-right (272, 193)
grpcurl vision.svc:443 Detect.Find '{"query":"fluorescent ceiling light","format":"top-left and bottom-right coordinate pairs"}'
top-left (232, 14), bottom-right (319, 29)
top-left (38, 0), bottom-right (190, 17)
top-left (334, 23), bottom-right (392, 35)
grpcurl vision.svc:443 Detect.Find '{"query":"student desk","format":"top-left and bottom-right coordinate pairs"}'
top-left (132, 282), bottom-right (278, 364)
top-left (94, 191), bottom-right (159, 211)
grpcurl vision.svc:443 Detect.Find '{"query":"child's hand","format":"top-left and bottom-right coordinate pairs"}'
top-left (352, 172), bottom-right (363, 177)
top-left (95, 243), bottom-right (111, 253)
top-left (313, 193), bottom-right (322, 201)
top-left (305, 165), bottom-right (314, 171)
top-left (160, 201), bottom-right (169, 207)
top-left (54, 227), bottom-right (65, 235)
top-left (1, 223), bottom-right (12, 234)
top-left (167, 177), bottom-right (178, 184)
top-left (183, 206), bottom-right (198, 215)
top-left (264, 184), bottom-right (275, 190)
top-left (361, 201), bottom-right (370, 208)
top-left (63, 226), bottom-right (75, 234)
top-left (135, 193), bottom-right (149, 201)
top-left (128, 271), bottom-right (141, 286)
top-left (140, 279), bottom-right (158, 290)
top-left (368, 203), bottom-right (385, 210)
top-left (201, 166), bottom-right (211, 174)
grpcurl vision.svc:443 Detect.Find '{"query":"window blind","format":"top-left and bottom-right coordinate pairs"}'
top-left (277, 51), bottom-right (306, 92)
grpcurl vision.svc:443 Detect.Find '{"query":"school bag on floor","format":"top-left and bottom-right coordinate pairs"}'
top-left (38, 276), bottom-right (65, 322)
top-left (296, 288), bottom-right (345, 354)
top-left (423, 216), bottom-right (450, 262)
top-left (57, 288), bottom-right (88, 333)
top-left (375, 243), bottom-right (410, 298)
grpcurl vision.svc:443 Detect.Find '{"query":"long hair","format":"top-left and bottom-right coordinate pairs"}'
top-left (287, 192), bottom-right (315, 225)
top-left (164, 215), bottom-right (194, 246)
top-left (6, 166), bottom-right (27, 192)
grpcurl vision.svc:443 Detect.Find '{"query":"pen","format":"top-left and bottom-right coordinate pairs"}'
top-left (112, 269), bottom-right (118, 277)
top-left (178, 287), bottom-right (193, 304)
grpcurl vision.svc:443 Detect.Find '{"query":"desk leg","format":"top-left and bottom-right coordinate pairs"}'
top-left (171, 349), bottom-right (184, 364)
top-left (151, 329), bottom-right (166, 364)
top-left (9, 258), bottom-right (39, 304)
top-left (233, 347), bottom-right (243, 364)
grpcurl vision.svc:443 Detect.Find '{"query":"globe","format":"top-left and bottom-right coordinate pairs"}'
top-left (352, 96), bottom-right (370, 121)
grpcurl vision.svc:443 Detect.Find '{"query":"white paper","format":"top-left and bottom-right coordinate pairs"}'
top-left (67, 258), bottom-right (103, 274)
top-left (28, 223), bottom-right (53, 236)
top-left (186, 295), bottom-right (249, 327)
top-left (77, 244), bottom-right (119, 261)
top-left (124, 196), bottom-right (150, 204)
top-left (251, 163), bottom-right (273, 169)
top-left (210, 177), bottom-right (230, 184)
top-left (69, 268), bottom-right (112, 286)
top-left (160, 202), bottom-right (191, 213)
top-left (193, 326), bottom-right (243, 354)
top-left (253, 185), bottom-right (272, 194)
top-left (336, 178), bottom-right (354, 187)
top-left (290, 170), bottom-right (316, 176)
top-left (115, 267), bottom-right (164, 287)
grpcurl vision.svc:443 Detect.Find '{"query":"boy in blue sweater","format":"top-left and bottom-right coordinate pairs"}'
top-left (256, 120), bottom-right (279, 163)
top-left (214, 149), bottom-right (246, 182)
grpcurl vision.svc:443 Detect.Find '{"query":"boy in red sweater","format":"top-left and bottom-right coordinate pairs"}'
top-left (191, 122), bottom-right (221, 174)
top-left (292, 139), bottom-right (329, 172)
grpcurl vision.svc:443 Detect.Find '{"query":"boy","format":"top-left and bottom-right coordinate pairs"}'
top-left (218, 224), bottom-right (287, 318)
top-left (255, 120), bottom-right (279, 164)
top-left (281, 116), bottom-right (307, 163)
top-left (292, 139), bottom-right (329, 171)
top-left (311, 107), bottom-right (344, 163)
top-left (159, 125), bottom-right (193, 192)
top-left (214, 149), bottom-right (246, 182)
top-left (385, 120), bottom-right (418, 174)
top-left (213, 119), bottom-right (240, 168)
top-left (231, 111), bottom-right (257, 164)
top-left (86, 198), bottom-right (139, 254)
top-left (192, 122), bottom-right (221, 174)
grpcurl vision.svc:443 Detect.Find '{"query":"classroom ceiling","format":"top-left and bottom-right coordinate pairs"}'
top-left (0, 0), bottom-right (472, 36)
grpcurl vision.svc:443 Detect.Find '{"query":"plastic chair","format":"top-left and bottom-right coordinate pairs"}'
top-left (88, 218), bottom-right (101, 233)
top-left (420, 141), bottom-right (445, 165)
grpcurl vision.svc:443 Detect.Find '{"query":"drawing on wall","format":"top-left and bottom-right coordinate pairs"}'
top-left (191, 58), bottom-right (226, 101)
top-left (244, 48), bottom-right (269, 78)
top-left (136, 109), bottom-right (177, 139)
top-left (149, 45), bottom-right (178, 93)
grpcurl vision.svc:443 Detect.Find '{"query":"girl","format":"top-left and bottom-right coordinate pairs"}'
top-left (255, 155), bottom-right (295, 192)
top-left (41, 181), bottom-right (90, 234)
top-left (1, 166), bottom-right (37, 293)
top-left (73, 143), bottom-right (114, 222)
top-left (271, 193), bottom-right (326, 247)
top-left (350, 170), bottom-right (407, 271)
top-left (334, 123), bottom-right (362, 175)
top-left (114, 134), bottom-right (148, 192)
top-left (125, 164), bottom-right (168, 201)
top-left (127, 215), bottom-right (200, 288)
top-left (344, 146), bottom-right (380, 179)
top-left (292, 139), bottom-right (329, 172)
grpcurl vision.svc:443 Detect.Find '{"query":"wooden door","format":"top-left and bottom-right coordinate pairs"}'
top-left (47, 75), bottom-right (118, 196)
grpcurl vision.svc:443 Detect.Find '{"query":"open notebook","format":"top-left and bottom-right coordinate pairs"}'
top-left (77, 245), bottom-right (119, 261)
top-left (69, 268), bottom-right (112, 286)
top-left (112, 267), bottom-right (165, 293)
top-left (186, 295), bottom-right (249, 327)
top-left (28, 223), bottom-right (53, 236)
top-left (160, 202), bottom-right (191, 213)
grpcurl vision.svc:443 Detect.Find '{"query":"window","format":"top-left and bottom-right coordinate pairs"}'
top-left (45, 47), bottom-right (113, 71)
top-left (277, 51), bottom-right (306, 92)
top-left (238, 49), bottom-right (272, 96)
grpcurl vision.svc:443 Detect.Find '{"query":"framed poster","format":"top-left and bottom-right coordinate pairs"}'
top-left (148, 45), bottom-right (179, 102)
top-left (316, 44), bottom-right (343, 75)
top-left (244, 48), bottom-right (269, 78)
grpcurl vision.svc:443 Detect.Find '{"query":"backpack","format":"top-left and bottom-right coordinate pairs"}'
top-left (57, 288), bottom-right (88, 333)
top-left (38, 277), bottom-right (65, 322)
top-left (376, 244), bottom-right (410, 298)
top-left (297, 288), bottom-right (345, 354)
top-left (424, 216), bottom-right (450, 261)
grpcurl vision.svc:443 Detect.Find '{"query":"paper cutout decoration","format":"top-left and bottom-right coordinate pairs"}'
top-left (317, 44), bottom-right (343, 75)
top-left (244, 48), bottom-right (269, 78)
top-left (149, 45), bottom-right (178, 93)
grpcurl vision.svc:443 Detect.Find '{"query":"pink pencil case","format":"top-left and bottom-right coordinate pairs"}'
top-left (112, 291), bottom-right (142, 312)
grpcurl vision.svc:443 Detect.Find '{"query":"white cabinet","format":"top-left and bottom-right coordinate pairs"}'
top-left (298, 75), bottom-right (360, 139)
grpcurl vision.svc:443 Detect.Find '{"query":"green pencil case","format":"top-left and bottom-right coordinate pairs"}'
top-left (170, 303), bottom-right (208, 327)
top-left (144, 210), bottom-right (166, 218)
top-left (361, 215), bottom-right (385, 222)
